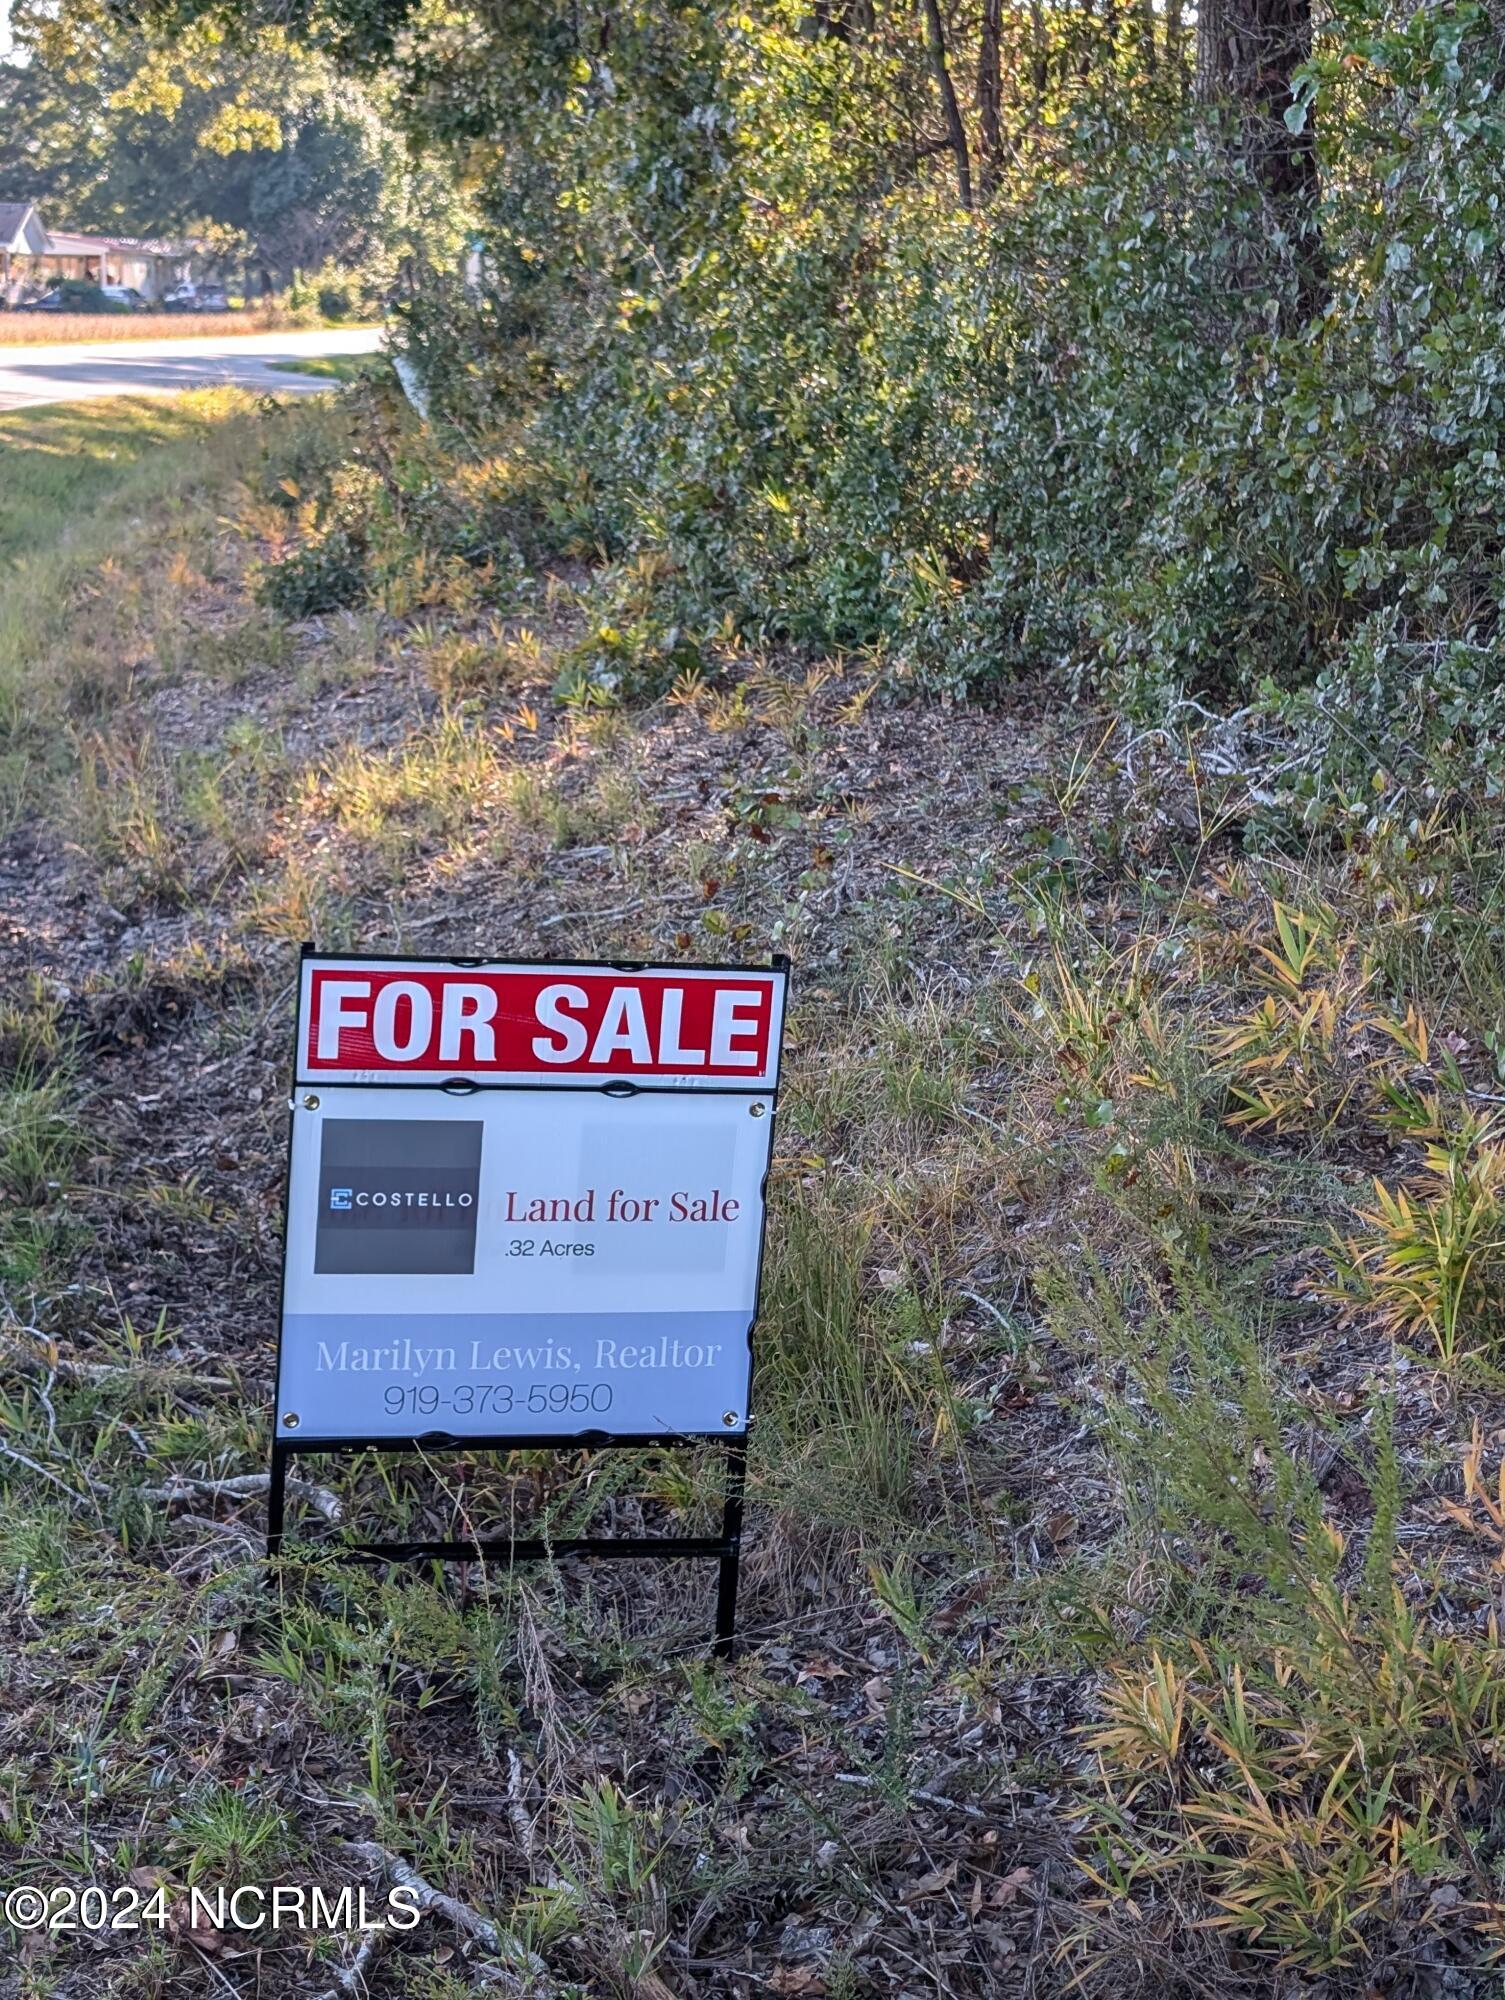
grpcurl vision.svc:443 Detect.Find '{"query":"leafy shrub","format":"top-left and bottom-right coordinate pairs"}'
top-left (1253, 615), bottom-right (1505, 830)
top-left (1327, 1112), bottom-right (1505, 1363)
top-left (1055, 1257), bottom-right (1505, 1974)
top-left (554, 554), bottom-right (705, 704)
top-left (250, 384), bottom-right (548, 619)
top-left (376, 0), bottom-right (1505, 784)
top-left (252, 398), bottom-right (357, 514)
top-left (257, 523), bottom-right (370, 618)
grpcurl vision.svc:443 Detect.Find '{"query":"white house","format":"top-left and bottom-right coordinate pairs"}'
top-left (0, 202), bottom-right (49, 302)
top-left (0, 202), bottom-right (195, 304)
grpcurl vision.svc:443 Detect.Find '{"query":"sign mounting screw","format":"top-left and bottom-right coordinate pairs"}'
top-left (722, 1411), bottom-right (739, 1427)
top-left (749, 1102), bottom-right (766, 1118)
top-left (282, 1412), bottom-right (300, 1429)
top-left (302, 1094), bottom-right (320, 1111)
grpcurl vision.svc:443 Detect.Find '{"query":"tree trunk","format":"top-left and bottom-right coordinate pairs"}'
top-left (976, 0), bottom-right (1003, 195)
top-left (1198, 0), bottom-right (1322, 316)
top-left (921, 0), bottom-right (973, 208)
top-left (1166, 0), bottom-right (1185, 89)
top-left (1078, 0), bottom-right (1092, 82)
top-left (1195, 0), bottom-right (1227, 101)
top-left (1029, 0), bottom-right (1049, 111)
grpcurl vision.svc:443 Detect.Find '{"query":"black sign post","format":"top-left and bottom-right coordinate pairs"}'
top-left (265, 1428), bottom-right (751, 1657)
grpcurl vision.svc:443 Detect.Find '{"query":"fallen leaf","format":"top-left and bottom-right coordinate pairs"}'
top-left (769, 1968), bottom-right (826, 1996)
top-left (991, 1865), bottom-right (1033, 1909)
top-left (935, 1579), bottom-right (990, 1631)
top-left (168, 1896), bottom-right (227, 1955)
top-left (902, 1859), bottom-right (959, 1903)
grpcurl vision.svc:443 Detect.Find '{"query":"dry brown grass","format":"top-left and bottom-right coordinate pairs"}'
top-left (0, 308), bottom-right (347, 345)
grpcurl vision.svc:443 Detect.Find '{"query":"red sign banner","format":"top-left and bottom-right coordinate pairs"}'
top-left (297, 957), bottom-right (786, 1088)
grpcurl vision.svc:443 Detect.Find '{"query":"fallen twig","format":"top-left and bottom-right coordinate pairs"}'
top-left (4, 1322), bottom-right (236, 1390)
top-left (0, 1436), bottom-right (106, 1510)
top-left (339, 1839), bottom-right (553, 1993)
top-left (143, 1470), bottom-right (343, 1522)
top-left (341, 1840), bottom-right (502, 1950)
top-left (835, 1771), bottom-right (993, 1822)
top-left (537, 901), bottom-right (643, 929)
top-left (506, 1748), bottom-right (538, 1861)
top-left (314, 1921), bottom-right (390, 2000)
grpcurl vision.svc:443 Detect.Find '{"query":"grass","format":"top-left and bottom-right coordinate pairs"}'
top-left (0, 390), bottom-right (323, 818)
top-left (0, 395), bottom-right (246, 567)
top-left (4, 390), bottom-right (1505, 1995)
top-left (267, 352), bottom-right (390, 383)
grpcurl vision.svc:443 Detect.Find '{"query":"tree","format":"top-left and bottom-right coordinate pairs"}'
top-left (921, 0), bottom-right (972, 208)
top-left (114, 0), bottom-right (1499, 745)
top-left (1197, 0), bottom-right (1323, 314)
top-left (0, 0), bottom-right (465, 289)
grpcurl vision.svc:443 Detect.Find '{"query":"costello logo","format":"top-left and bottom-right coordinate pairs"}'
top-left (315, 1119), bottom-right (483, 1276)
top-left (329, 1186), bottom-right (474, 1211)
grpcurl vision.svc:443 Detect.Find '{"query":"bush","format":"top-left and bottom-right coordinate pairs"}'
top-left (1254, 614), bottom-right (1505, 829)
top-left (385, 0), bottom-right (1505, 785)
top-left (256, 523), bottom-right (370, 618)
top-left (251, 382), bottom-right (545, 619)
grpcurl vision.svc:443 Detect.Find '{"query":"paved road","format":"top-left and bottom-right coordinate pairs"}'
top-left (0, 326), bottom-right (384, 413)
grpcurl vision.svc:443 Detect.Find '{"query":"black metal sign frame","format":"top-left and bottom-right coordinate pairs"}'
top-left (265, 948), bottom-right (788, 1660)
top-left (265, 1432), bottom-right (748, 1656)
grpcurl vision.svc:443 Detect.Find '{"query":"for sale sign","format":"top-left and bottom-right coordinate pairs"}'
top-left (297, 956), bottom-right (784, 1088)
top-left (276, 954), bottom-right (786, 1444)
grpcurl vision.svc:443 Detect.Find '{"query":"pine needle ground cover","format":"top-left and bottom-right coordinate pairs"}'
top-left (4, 387), bottom-right (1505, 1998)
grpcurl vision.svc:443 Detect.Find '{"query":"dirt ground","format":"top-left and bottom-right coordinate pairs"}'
top-left (5, 392), bottom-right (1505, 2000)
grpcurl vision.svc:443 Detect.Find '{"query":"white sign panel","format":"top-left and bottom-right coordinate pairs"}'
top-left (276, 1085), bottom-right (776, 1441)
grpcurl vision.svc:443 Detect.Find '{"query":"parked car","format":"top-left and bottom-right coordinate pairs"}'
top-left (15, 281), bottom-right (138, 314)
top-left (162, 283), bottom-right (233, 313)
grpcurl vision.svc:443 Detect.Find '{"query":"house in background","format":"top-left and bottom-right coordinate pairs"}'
top-left (1, 201), bottom-right (195, 304)
top-left (0, 202), bottom-right (49, 301)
